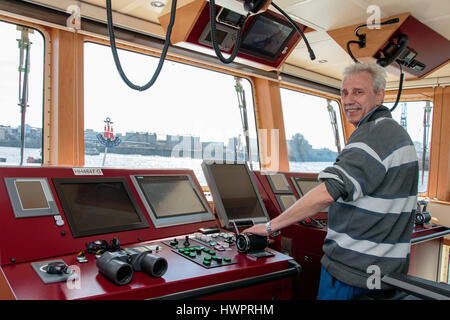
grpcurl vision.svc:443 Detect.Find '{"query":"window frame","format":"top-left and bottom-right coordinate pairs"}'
top-left (0, 15), bottom-right (50, 166)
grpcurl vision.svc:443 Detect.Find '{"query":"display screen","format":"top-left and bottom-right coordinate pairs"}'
top-left (277, 195), bottom-right (297, 211)
top-left (53, 178), bottom-right (149, 238)
top-left (16, 180), bottom-right (49, 209)
top-left (131, 175), bottom-right (213, 228)
top-left (240, 13), bottom-right (295, 61)
top-left (292, 177), bottom-right (320, 197)
top-left (5, 178), bottom-right (59, 218)
top-left (202, 162), bottom-right (269, 227)
top-left (134, 175), bottom-right (209, 218)
top-left (267, 173), bottom-right (292, 193)
top-left (205, 28), bottom-right (228, 44)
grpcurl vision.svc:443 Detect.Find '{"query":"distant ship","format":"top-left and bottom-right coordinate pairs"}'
top-left (26, 156), bottom-right (41, 163)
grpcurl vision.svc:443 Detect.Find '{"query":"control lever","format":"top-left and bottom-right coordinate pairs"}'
top-left (77, 251), bottom-right (88, 263)
top-left (44, 261), bottom-right (70, 275)
top-left (300, 218), bottom-right (324, 229)
top-left (183, 235), bottom-right (190, 247)
top-left (231, 220), bottom-right (273, 257)
top-left (85, 237), bottom-right (122, 254)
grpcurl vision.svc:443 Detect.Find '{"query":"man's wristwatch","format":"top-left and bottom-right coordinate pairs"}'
top-left (266, 221), bottom-right (281, 237)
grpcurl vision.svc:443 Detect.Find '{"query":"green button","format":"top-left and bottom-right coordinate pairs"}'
top-left (203, 260), bottom-right (211, 266)
top-left (209, 250), bottom-right (215, 255)
top-left (204, 256), bottom-right (212, 261)
top-left (189, 253), bottom-right (196, 258)
top-left (224, 257), bottom-right (231, 262)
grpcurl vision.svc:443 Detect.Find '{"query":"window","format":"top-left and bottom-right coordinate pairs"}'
top-left (0, 21), bottom-right (45, 165)
top-left (280, 88), bottom-right (344, 173)
top-left (84, 42), bottom-right (259, 186)
top-left (385, 101), bottom-right (432, 194)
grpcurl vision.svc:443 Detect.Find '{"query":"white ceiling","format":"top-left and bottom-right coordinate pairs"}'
top-left (24, 0), bottom-right (450, 84)
top-left (277, 0), bottom-right (450, 82)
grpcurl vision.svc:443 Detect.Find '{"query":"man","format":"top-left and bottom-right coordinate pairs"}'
top-left (243, 63), bottom-right (419, 300)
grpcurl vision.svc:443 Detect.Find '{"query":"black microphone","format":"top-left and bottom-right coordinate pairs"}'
top-left (353, 17), bottom-right (401, 51)
top-left (356, 17), bottom-right (400, 35)
top-left (380, 18), bottom-right (400, 25)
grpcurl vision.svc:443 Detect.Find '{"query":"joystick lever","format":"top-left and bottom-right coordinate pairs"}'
top-left (183, 235), bottom-right (190, 247)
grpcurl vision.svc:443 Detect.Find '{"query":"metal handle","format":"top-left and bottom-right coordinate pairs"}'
top-left (148, 260), bottom-right (302, 300)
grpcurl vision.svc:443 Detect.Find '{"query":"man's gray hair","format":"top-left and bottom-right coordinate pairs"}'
top-left (342, 63), bottom-right (387, 93)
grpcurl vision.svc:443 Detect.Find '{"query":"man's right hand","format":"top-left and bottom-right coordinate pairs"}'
top-left (241, 223), bottom-right (268, 236)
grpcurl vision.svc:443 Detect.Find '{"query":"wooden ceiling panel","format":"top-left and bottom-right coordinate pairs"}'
top-left (82, 0), bottom-right (166, 23)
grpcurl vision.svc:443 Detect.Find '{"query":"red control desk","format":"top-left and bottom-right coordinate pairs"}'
top-left (2, 235), bottom-right (297, 300)
top-left (0, 167), bottom-right (299, 300)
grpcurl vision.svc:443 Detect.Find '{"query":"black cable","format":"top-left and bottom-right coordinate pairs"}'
top-left (355, 18), bottom-right (399, 39)
top-left (346, 40), bottom-right (361, 63)
top-left (271, 2), bottom-right (315, 61)
top-left (389, 62), bottom-right (404, 112)
top-left (346, 18), bottom-right (400, 65)
top-left (105, 0), bottom-right (177, 91)
top-left (209, 0), bottom-right (249, 64)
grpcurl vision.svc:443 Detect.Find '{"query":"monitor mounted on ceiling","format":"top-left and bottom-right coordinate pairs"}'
top-left (239, 11), bottom-right (297, 62)
top-left (187, 4), bottom-right (303, 69)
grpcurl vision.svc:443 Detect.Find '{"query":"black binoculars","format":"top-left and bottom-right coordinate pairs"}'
top-left (96, 248), bottom-right (168, 285)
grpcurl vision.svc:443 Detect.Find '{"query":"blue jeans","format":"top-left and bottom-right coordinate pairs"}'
top-left (316, 267), bottom-right (374, 300)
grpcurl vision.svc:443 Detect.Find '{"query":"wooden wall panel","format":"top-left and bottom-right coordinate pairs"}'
top-left (253, 78), bottom-right (289, 172)
top-left (49, 29), bottom-right (84, 166)
top-left (433, 87), bottom-right (450, 201)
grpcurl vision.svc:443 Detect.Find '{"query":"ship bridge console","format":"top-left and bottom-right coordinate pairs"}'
top-left (0, 166), bottom-right (300, 300)
top-left (252, 170), bottom-right (327, 300)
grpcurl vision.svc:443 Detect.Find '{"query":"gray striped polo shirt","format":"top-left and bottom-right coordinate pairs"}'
top-left (318, 105), bottom-right (419, 289)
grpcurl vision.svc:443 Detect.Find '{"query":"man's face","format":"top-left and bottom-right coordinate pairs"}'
top-left (340, 71), bottom-right (385, 127)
